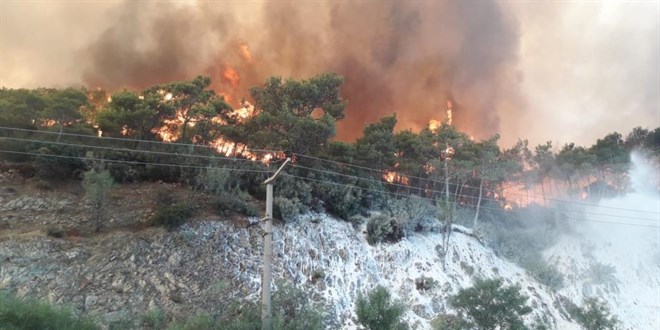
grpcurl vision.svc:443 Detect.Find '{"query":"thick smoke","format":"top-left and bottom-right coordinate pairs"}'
top-left (80, 1), bottom-right (522, 141)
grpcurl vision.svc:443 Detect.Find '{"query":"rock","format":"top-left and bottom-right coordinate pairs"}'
top-left (85, 295), bottom-right (98, 310)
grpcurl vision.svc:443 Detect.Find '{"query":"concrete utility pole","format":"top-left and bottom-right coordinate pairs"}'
top-left (261, 157), bottom-right (291, 330)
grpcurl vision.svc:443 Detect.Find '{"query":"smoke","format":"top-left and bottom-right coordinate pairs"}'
top-left (1, 1), bottom-right (657, 145)
top-left (77, 0), bottom-right (522, 141)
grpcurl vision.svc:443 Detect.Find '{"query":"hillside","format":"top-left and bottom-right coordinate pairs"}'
top-left (2, 167), bottom-right (635, 329)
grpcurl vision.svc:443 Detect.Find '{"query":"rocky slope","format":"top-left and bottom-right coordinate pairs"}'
top-left (2, 166), bottom-right (656, 329)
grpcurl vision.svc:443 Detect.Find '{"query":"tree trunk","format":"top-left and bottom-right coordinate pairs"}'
top-left (472, 178), bottom-right (484, 228)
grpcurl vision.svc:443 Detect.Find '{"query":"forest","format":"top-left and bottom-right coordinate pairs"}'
top-left (1, 73), bottom-right (658, 329)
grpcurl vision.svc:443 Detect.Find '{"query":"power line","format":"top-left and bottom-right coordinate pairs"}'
top-left (0, 150), bottom-right (271, 174)
top-left (2, 125), bottom-right (657, 216)
top-left (0, 125), bottom-right (280, 154)
top-left (294, 152), bottom-right (659, 215)
top-left (1, 147), bottom-right (656, 228)
top-left (281, 172), bottom-right (660, 228)
top-left (290, 163), bottom-right (659, 221)
top-left (1, 136), bottom-right (255, 163)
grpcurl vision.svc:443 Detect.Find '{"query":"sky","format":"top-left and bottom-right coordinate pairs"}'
top-left (0, 0), bottom-right (658, 148)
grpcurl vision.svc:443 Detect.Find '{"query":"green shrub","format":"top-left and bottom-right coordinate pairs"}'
top-left (525, 259), bottom-right (564, 290)
top-left (568, 297), bottom-right (620, 330)
top-left (215, 193), bottom-right (258, 217)
top-left (366, 214), bottom-right (393, 245)
top-left (313, 179), bottom-right (363, 220)
top-left (33, 145), bottom-right (86, 179)
top-left (414, 276), bottom-right (438, 291)
top-left (355, 286), bottom-right (408, 330)
top-left (141, 308), bottom-right (167, 329)
top-left (273, 197), bottom-right (306, 223)
top-left (46, 226), bottom-right (65, 238)
top-left (448, 277), bottom-right (532, 330)
top-left (195, 166), bottom-right (231, 195)
top-left (152, 203), bottom-right (193, 230)
top-left (431, 313), bottom-right (470, 330)
top-left (477, 210), bottom-right (565, 290)
top-left (588, 262), bottom-right (618, 287)
top-left (386, 196), bottom-right (439, 234)
top-left (219, 282), bottom-right (324, 330)
top-left (167, 314), bottom-right (214, 330)
top-left (459, 261), bottom-right (475, 276)
top-left (0, 291), bottom-right (98, 330)
top-left (83, 167), bottom-right (114, 232)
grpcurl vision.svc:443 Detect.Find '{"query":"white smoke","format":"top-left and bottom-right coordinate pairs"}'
top-left (547, 152), bottom-right (660, 329)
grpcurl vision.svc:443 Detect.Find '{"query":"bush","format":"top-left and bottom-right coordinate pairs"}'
top-left (141, 308), bottom-right (166, 329)
top-left (152, 194), bottom-right (194, 230)
top-left (313, 179), bottom-right (364, 220)
top-left (525, 259), bottom-right (564, 290)
top-left (0, 291), bottom-right (98, 330)
top-left (33, 145), bottom-right (86, 179)
top-left (355, 286), bottom-right (408, 330)
top-left (215, 193), bottom-right (258, 217)
top-left (366, 214), bottom-right (394, 245)
top-left (588, 262), bottom-right (618, 288)
top-left (273, 197), bottom-right (306, 223)
top-left (477, 210), bottom-right (565, 290)
top-left (195, 166), bottom-right (231, 195)
top-left (386, 196), bottom-right (439, 234)
top-left (83, 167), bottom-right (114, 232)
top-left (46, 226), bottom-right (65, 238)
top-left (219, 282), bottom-right (324, 330)
top-left (448, 277), bottom-right (532, 330)
top-left (568, 297), bottom-right (620, 330)
top-left (431, 313), bottom-right (470, 330)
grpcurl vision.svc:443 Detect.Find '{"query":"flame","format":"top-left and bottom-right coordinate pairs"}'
top-left (446, 100), bottom-right (453, 126)
top-left (222, 66), bottom-right (240, 89)
top-left (383, 171), bottom-right (410, 185)
top-left (429, 119), bottom-right (441, 131)
top-left (228, 100), bottom-right (256, 121)
top-left (239, 43), bottom-right (252, 63)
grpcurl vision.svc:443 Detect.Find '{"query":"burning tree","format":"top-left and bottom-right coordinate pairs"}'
top-left (236, 73), bottom-right (346, 156)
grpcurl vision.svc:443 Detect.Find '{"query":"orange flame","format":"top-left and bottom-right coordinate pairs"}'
top-left (429, 119), bottom-right (441, 131)
top-left (239, 43), bottom-right (252, 63)
top-left (383, 171), bottom-right (410, 185)
top-left (222, 66), bottom-right (240, 89)
top-left (446, 100), bottom-right (453, 126)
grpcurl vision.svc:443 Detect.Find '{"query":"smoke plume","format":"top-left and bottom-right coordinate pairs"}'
top-left (79, 1), bottom-right (522, 141)
top-left (2, 1), bottom-right (657, 145)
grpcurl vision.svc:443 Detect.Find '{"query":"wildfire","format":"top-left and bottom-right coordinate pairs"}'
top-left (383, 171), bottom-right (410, 185)
top-left (428, 100), bottom-right (453, 131)
top-left (239, 43), bottom-right (252, 63)
top-left (446, 100), bottom-right (453, 125)
top-left (228, 100), bottom-right (256, 121)
top-left (222, 66), bottom-right (240, 89)
top-left (429, 119), bottom-right (441, 131)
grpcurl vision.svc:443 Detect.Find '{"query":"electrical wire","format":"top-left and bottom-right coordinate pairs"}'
top-left (0, 149), bottom-right (271, 174)
top-left (0, 125), bottom-right (280, 154)
top-left (0, 136), bottom-right (255, 163)
top-left (1, 146), bottom-right (656, 228)
top-left (293, 152), bottom-right (659, 215)
top-left (2, 125), bottom-right (657, 216)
